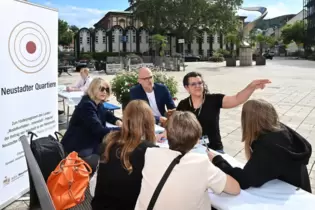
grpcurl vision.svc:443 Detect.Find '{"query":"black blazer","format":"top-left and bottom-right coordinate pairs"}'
top-left (213, 124), bottom-right (312, 193)
top-left (61, 95), bottom-right (120, 157)
top-left (130, 83), bottom-right (176, 121)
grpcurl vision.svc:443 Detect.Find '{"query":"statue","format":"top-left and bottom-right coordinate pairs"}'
top-left (240, 7), bottom-right (268, 47)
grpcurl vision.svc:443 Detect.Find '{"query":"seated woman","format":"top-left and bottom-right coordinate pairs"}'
top-left (135, 111), bottom-right (240, 210)
top-left (61, 78), bottom-right (122, 172)
top-left (209, 99), bottom-right (312, 192)
top-left (66, 67), bottom-right (92, 92)
top-left (91, 100), bottom-right (158, 210)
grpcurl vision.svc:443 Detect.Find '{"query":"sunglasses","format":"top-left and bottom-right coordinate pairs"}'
top-left (189, 81), bottom-right (203, 87)
top-left (99, 86), bottom-right (110, 93)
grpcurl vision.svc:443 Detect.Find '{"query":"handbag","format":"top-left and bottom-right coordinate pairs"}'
top-left (147, 154), bottom-right (184, 210)
top-left (47, 151), bottom-right (92, 210)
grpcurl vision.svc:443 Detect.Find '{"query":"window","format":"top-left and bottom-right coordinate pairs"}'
top-left (79, 37), bottom-right (82, 44)
top-left (133, 36), bottom-right (136, 43)
top-left (126, 35), bottom-right (129, 42)
top-left (199, 50), bottom-right (204, 56)
top-left (146, 36), bottom-right (149, 43)
top-left (207, 50), bottom-right (212, 57)
top-left (87, 37), bottom-right (90, 44)
top-left (95, 36), bottom-right (99, 43)
top-left (217, 35), bottom-right (220, 43)
top-left (207, 36), bottom-right (210, 43)
top-left (112, 35), bottom-right (115, 43)
top-left (139, 35), bottom-right (142, 43)
top-left (103, 36), bottom-right (106, 44)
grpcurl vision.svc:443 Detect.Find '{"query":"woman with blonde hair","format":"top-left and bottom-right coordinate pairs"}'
top-left (91, 100), bottom-right (158, 210)
top-left (66, 67), bottom-right (92, 92)
top-left (209, 99), bottom-right (312, 192)
top-left (61, 78), bottom-right (122, 172)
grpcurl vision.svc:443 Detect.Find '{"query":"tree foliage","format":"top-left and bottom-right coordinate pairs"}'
top-left (151, 34), bottom-right (168, 56)
top-left (281, 21), bottom-right (305, 46)
top-left (134, 0), bottom-right (243, 41)
top-left (58, 19), bottom-right (78, 45)
top-left (69, 25), bottom-right (79, 34)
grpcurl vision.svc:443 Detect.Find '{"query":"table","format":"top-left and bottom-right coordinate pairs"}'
top-left (106, 122), bottom-right (164, 134)
top-left (156, 141), bottom-right (315, 210)
top-left (58, 89), bottom-right (121, 124)
top-left (58, 65), bottom-right (73, 77)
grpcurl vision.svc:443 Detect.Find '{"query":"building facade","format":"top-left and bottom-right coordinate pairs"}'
top-left (74, 11), bottom-right (246, 58)
top-left (304, 0), bottom-right (315, 47)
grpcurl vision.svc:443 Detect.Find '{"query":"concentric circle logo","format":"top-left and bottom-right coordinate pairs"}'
top-left (8, 21), bottom-right (51, 74)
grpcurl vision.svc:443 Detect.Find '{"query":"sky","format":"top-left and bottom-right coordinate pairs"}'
top-left (29, 0), bottom-right (304, 27)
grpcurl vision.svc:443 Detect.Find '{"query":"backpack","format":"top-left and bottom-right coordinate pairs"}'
top-left (47, 151), bottom-right (92, 210)
top-left (28, 131), bottom-right (66, 209)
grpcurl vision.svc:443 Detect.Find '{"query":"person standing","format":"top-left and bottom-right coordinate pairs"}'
top-left (177, 72), bottom-right (271, 153)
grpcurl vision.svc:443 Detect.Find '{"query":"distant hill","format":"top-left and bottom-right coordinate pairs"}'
top-left (253, 14), bottom-right (296, 30)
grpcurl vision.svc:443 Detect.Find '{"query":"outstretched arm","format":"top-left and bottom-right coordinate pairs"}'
top-left (222, 79), bottom-right (271, 108)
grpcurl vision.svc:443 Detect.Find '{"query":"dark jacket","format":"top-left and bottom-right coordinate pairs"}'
top-left (213, 123), bottom-right (312, 193)
top-left (61, 95), bottom-right (120, 157)
top-left (130, 83), bottom-right (176, 122)
top-left (91, 141), bottom-right (158, 210)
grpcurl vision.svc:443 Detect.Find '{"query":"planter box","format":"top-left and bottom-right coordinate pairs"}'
top-left (256, 56), bottom-right (266, 66)
top-left (226, 57), bottom-right (237, 67)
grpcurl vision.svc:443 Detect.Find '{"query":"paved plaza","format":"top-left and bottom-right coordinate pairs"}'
top-left (4, 58), bottom-right (315, 209)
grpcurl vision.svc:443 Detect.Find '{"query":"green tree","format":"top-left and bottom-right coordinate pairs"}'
top-left (225, 32), bottom-right (240, 56)
top-left (58, 19), bottom-right (73, 45)
top-left (69, 25), bottom-right (79, 34)
top-left (151, 34), bottom-right (168, 56)
top-left (134, 0), bottom-right (243, 41)
top-left (281, 21), bottom-right (305, 47)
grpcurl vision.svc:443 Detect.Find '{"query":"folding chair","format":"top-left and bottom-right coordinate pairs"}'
top-left (20, 135), bottom-right (93, 210)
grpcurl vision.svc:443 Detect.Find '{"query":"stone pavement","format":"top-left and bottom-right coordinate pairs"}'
top-left (4, 58), bottom-right (315, 209)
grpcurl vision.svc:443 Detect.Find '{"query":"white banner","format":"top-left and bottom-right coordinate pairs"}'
top-left (0, 0), bottom-right (58, 208)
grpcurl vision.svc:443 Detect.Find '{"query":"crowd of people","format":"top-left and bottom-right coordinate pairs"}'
top-left (59, 67), bottom-right (312, 210)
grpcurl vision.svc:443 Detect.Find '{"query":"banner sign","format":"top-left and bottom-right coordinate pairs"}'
top-left (0, 0), bottom-right (58, 208)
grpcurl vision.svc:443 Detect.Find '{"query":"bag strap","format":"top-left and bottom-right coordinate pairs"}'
top-left (147, 154), bottom-right (184, 210)
top-left (27, 131), bottom-right (38, 144)
top-left (54, 131), bottom-right (64, 142)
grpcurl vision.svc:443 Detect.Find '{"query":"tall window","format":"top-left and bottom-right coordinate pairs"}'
top-left (112, 35), bottom-right (115, 43)
top-left (95, 36), bottom-right (99, 43)
top-left (103, 36), bottom-right (106, 44)
top-left (79, 37), bottom-right (82, 44)
top-left (87, 37), bottom-right (90, 44)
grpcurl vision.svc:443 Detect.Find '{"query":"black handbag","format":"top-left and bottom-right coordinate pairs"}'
top-left (147, 154), bottom-right (184, 210)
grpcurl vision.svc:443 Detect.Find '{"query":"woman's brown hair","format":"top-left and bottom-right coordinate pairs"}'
top-left (103, 100), bottom-right (156, 173)
top-left (241, 99), bottom-right (280, 160)
top-left (166, 111), bottom-right (202, 154)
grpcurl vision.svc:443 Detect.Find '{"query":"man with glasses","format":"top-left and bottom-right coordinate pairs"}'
top-left (177, 72), bottom-right (271, 153)
top-left (130, 67), bottom-right (176, 125)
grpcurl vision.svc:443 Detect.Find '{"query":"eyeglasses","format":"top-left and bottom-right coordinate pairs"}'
top-left (139, 76), bottom-right (153, 81)
top-left (189, 81), bottom-right (203, 87)
top-left (99, 86), bottom-right (110, 93)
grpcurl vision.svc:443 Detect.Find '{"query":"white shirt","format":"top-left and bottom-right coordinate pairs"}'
top-left (135, 148), bottom-right (227, 210)
top-left (146, 91), bottom-right (162, 117)
top-left (75, 76), bottom-right (92, 92)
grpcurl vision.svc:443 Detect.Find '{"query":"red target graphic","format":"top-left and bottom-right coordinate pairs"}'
top-left (8, 21), bottom-right (51, 73)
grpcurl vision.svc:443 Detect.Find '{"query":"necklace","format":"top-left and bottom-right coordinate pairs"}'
top-left (189, 95), bottom-right (205, 117)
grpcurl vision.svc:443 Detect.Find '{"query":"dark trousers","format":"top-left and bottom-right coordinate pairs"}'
top-left (81, 154), bottom-right (100, 175)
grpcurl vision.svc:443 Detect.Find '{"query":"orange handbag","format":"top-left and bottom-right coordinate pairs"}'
top-left (47, 151), bottom-right (92, 210)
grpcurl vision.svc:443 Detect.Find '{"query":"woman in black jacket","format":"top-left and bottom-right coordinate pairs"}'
top-left (209, 99), bottom-right (312, 193)
top-left (61, 78), bottom-right (122, 172)
top-left (91, 100), bottom-right (158, 210)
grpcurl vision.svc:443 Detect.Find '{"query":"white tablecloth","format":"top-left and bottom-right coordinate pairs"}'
top-left (156, 141), bottom-right (315, 210)
top-left (106, 122), bottom-right (164, 134)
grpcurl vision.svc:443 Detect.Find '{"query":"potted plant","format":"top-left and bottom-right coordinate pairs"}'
top-left (111, 69), bottom-right (178, 109)
top-left (225, 32), bottom-right (239, 67)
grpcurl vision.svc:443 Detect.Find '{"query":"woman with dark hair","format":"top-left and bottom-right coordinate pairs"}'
top-left (177, 72), bottom-right (271, 152)
top-left (209, 99), bottom-right (312, 192)
top-left (91, 100), bottom-right (158, 210)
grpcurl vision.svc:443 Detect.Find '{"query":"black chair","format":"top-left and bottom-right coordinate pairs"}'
top-left (20, 135), bottom-right (55, 210)
top-left (20, 135), bottom-right (93, 210)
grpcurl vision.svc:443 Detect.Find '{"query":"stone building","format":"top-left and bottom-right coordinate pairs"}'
top-left (74, 10), bottom-right (246, 58)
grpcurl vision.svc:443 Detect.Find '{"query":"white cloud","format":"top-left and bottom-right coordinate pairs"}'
top-left (43, 1), bottom-right (109, 27)
top-left (237, 1), bottom-right (302, 22)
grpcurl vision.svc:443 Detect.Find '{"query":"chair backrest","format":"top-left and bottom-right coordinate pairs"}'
top-left (20, 135), bottom-right (56, 210)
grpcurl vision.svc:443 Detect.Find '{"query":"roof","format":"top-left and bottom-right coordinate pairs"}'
top-left (94, 11), bottom-right (132, 27)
